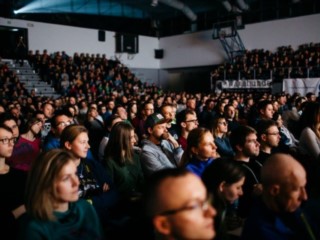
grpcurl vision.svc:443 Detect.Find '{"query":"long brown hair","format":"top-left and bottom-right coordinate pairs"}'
top-left (179, 127), bottom-right (211, 167)
top-left (104, 122), bottom-right (134, 165)
top-left (25, 149), bottom-right (75, 221)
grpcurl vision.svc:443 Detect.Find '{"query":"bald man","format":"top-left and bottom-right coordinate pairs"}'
top-left (241, 153), bottom-right (318, 239)
top-left (144, 168), bottom-right (216, 240)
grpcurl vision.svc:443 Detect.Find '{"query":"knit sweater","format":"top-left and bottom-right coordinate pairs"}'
top-left (18, 199), bottom-right (104, 240)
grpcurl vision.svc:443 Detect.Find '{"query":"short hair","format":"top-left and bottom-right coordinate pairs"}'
top-left (50, 109), bottom-right (73, 128)
top-left (0, 123), bottom-right (13, 134)
top-left (143, 168), bottom-right (190, 217)
top-left (257, 100), bottom-right (272, 112)
top-left (25, 149), bottom-right (75, 220)
top-left (229, 125), bottom-right (257, 150)
top-left (176, 109), bottom-right (196, 126)
top-left (0, 112), bottom-right (17, 125)
top-left (256, 119), bottom-right (278, 141)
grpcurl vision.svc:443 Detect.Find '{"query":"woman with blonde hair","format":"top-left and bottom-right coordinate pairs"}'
top-left (60, 124), bottom-right (118, 224)
top-left (19, 149), bottom-right (104, 239)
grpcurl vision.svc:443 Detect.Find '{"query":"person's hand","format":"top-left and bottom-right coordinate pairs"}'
top-left (162, 132), bottom-right (179, 148)
top-left (102, 183), bottom-right (110, 192)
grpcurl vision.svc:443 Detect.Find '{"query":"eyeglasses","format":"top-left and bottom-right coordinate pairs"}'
top-left (158, 195), bottom-right (212, 216)
top-left (185, 119), bottom-right (198, 123)
top-left (266, 132), bottom-right (280, 136)
top-left (218, 122), bottom-right (228, 126)
top-left (0, 137), bottom-right (17, 145)
top-left (56, 121), bottom-right (73, 128)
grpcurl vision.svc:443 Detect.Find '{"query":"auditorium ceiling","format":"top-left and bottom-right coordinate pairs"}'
top-left (0, 0), bottom-right (319, 37)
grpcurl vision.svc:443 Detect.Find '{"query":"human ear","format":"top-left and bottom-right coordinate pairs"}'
top-left (218, 181), bottom-right (226, 193)
top-left (269, 184), bottom-right (280, 196)
top-left (153, 216), bottom-right (171, 236)
top-left (64, 141), bottom-right (72, 150)
top-left (191, 146), bottom-right (198, 156)
top-left (147, 127), bottom-right (153, 135)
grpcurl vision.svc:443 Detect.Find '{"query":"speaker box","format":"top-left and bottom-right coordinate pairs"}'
top-left (115, 33), bottom-right (139, 53)
top-left (155, 49), bottom-right (164, 59)
top-left (98, 30), bottom-right (105, 42)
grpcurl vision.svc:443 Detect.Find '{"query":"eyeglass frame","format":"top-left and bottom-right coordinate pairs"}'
top-left (0, 137), bottom-right (18, 145)
top-left (184, 119), bottom-right (198, 123)
top-left (265, 131), bottom-right (280, 136)
top-left (158, 194), bottom-right (212, 216)
top-left (56, 121), bottom-right (73, 128)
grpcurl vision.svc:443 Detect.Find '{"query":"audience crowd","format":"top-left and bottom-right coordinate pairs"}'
top-left (211, 42), bottom-right (320, 82)
top-left (1, 45), bottom-right (320, 239)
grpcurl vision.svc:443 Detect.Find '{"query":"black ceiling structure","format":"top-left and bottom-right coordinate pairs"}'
top-left (0, 0), bottom-right (319, 37)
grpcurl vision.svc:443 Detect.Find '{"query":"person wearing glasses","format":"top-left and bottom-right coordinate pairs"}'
top-left (255, 119), bottom-right (281, 168)
top-left (6, 115), bottom-right (43, 172)
top-left (144, 168), bottom-right (216, 240)
top-left (211, 117), bottom-right (235, 158)
top-left (43, 110), bottom-right (74, 151)
top-left (0, 113), bottom-right (20, 139)
top-left (132, 101), bottom-right (155, 143)
top-left (0, 124), bottom-right (27, 240)
top-left (179, 128), bottom-right (217, 177)
top-left (176, 109), bottom-right (199, 151)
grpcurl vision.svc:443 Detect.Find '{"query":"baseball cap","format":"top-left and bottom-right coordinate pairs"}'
top-left (145, 113), bottom-right (169, 130)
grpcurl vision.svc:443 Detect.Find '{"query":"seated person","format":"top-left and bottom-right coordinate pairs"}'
top-left (18, 149), bottom-right (104, 239)
top-left (241, 153), bottom-right (318, 239)
top-left (144, 168), bottom-right (217, 240)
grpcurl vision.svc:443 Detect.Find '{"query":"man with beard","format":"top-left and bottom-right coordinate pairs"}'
top-left (140, 113), bottom-right (183, 177)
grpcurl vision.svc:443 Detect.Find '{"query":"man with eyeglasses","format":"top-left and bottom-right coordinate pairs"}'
top-left (132, 101), bottom-right (155, 143)
top-left (256, 119), bottom-right (281, 168)
top-left (43, 110), bottom-right (74, 151)
top-left (176, 109), bottom-right (199, 151)
top-left (0, 124), bottom-right (27, 239)
top-left (144, 168), bottom-right (216, 240)
top-left (0, 113), bottom-right (20, 139)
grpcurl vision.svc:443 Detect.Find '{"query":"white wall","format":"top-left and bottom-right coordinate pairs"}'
top-left (1, 13), bottom-right (320, 71)
top-left (160, 13), bottom-right (320, 69)
top-left (0, 17), bottom-right (160, 69)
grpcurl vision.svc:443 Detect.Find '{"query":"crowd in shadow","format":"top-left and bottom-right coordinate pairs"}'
top-left (1, 45), bottom-right (320, 239)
